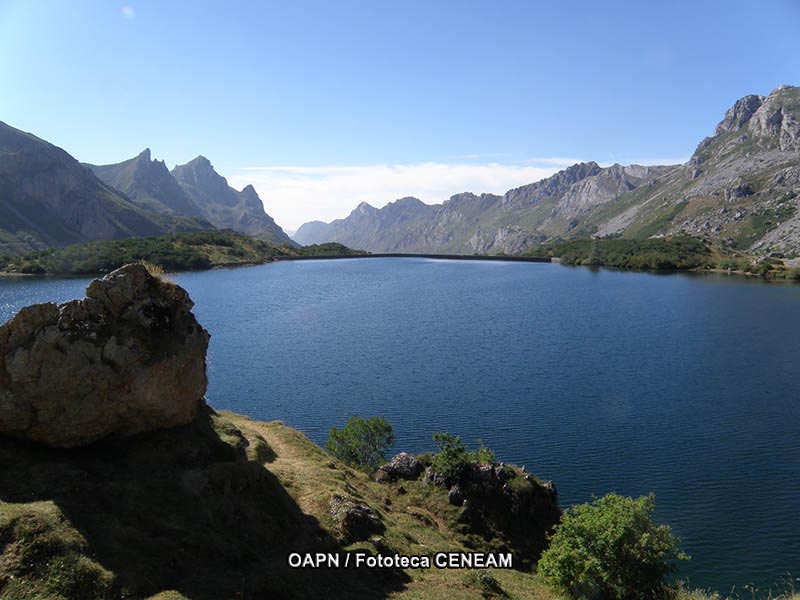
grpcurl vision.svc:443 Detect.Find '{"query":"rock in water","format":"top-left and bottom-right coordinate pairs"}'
top-left (0, 264), bottom-right (210, 447)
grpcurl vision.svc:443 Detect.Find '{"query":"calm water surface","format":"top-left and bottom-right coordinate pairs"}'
top-left (1, 259), bottom-right (799, 594)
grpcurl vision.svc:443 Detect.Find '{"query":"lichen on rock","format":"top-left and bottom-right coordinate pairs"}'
top-left (0, 263), bottom-right (210, 447)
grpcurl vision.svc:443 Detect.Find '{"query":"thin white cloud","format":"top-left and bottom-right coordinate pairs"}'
top-left (227, 161), bottom-right (567, 231)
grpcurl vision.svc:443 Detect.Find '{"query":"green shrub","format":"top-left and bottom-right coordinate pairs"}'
top-left (788, 267), bottom-right (800, 281)
top-left (469, 439), bottom-right (495, 463)
top-left (20, 261), bottom-right (46, 274)
top-left (325, 416), bottom-right (394, 471)
top-left (538, 493), bottom-right (688, 600)
top-left (430, 432), bottom-right (469, 482)
top-left (755, 261), bottom-right (772, 276)
top-left (525, 237), bottom-right (711, 270)
top-left (429, 434), bottom-right (496, 483)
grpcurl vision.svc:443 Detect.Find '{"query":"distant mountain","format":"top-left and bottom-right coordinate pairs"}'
top-left (172, 156), bottom-right (296, 247)
top-left (293, 220), bottom-right (337, 245)
top-left (85, 149), bottom-right (205, 217)
top-left (295, 164), bottom-right (673, 254)
top-left (0, 121), bottom-right (206, 256)
top-left (296, 85), bottom-right (800, 257)
top-left (87, 151), bottom-right (294, 247)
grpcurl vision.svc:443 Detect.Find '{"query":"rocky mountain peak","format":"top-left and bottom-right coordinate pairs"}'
top-left (714, 94), bottom-right (764, 136)
top-left (388, 196), bottom-right (425, 210)
top-left (137, 147), bottom-right (152, 161)
top-left (504, 161), bottom-right (603, 208)
top-left (238, 183), bottom-right (265, 211)
top-left (188, 155), bottom-right (212, 168)
top-left (172, 156), bottom-right (227, 189)
top-left (354, 201), bottom-right (377, 215)
top-left (747, 85), bottom-right (800, 149)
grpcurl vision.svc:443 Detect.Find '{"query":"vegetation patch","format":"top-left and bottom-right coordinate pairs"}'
top-left (523, 236), bottom-right (713, 270)
top-left (326, 415), bottom-right (395, 472)
top-left (0, 233), bottom-right (367, 276)
top-left (538, 493), bottom-right (688, 600)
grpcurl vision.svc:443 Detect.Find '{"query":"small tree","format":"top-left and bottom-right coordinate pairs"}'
top-left (430, 432), bottom-right (469, 481)
top-left (326, 416), bottom-right (394, 471)
top-left (538, 493), bottom-right (688, 600)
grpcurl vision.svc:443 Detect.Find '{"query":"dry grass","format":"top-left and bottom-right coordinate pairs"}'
top-left (138, 260), bottom-right (169, 280)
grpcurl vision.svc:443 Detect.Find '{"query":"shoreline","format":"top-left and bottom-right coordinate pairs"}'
top-left (274, 253), bottom-right (552, 263)
top-left (2, 253), bottom-right (797, 284)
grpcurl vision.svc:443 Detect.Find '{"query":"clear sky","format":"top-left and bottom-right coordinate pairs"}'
top-left (1, 0), bottom-right (799, 230)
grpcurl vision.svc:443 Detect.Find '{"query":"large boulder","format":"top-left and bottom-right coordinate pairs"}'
top-left (329, 495), bottom-right (384, 542)
top-left (0, 263), bottom-right (209, 447)
top-left (375, 452), bottom-right (423, 482)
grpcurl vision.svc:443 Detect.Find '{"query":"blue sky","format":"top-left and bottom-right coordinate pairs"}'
top-left (1, 0), bottom-right (799, 229)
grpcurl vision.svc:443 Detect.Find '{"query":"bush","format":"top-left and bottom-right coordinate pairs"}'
top-left (326, 416), bottom-right (394, 471)
top-left (538, 493), bottom-right (688, 600)
top-left (20, 262), bottom-right (46, 274)
top-left (469, 439), bottom-right (495, 463)
top-left (429, 434), bottom-right (497, 483)
top-left (526, 237), bottom-right (711, 271)
top-left (430, 432), bottom-right (469, 482)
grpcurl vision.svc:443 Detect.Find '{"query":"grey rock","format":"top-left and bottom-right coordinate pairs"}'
top-left (714, 94), bottom-right (764, 136)
top-left (421, 466), bottom-right (447, 488)
top-left (448, 484), bottom-right (464, 506)
top-left (0, 264), bottom-right (209, 447)
top-left (329, 495), bottom-right (383, 541)
top-left (387, 452), bottom-right (423, 479)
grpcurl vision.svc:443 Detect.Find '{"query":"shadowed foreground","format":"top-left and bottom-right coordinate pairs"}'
top-left (0, 405), bottom-right (409, 600)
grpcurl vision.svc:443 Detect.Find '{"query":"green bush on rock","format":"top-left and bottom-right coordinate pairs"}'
top-left (538, 493), bottom-right (688, 600)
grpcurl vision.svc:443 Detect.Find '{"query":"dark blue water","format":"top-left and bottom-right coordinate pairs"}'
top-left (2, 259), bottom-right (799, 594)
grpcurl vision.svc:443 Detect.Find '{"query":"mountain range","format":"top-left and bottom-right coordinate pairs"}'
top-left (0, 122), bottom-right (293, 255)
top-left (85, 151), bottom-right (292, 245)
top-left (295, 85), bottom-right (800, 258)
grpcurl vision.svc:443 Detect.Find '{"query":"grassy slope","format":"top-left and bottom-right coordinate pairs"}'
top-left (234, 415), bottom-right (556, 600)
top-left (0, 407), bottom-right (553, 600)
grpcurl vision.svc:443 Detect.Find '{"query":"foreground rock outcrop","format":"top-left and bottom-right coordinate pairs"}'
top-left (377, 452), bottom-right (561, 565)
top-left (0, 263), bottom-right (209, 447)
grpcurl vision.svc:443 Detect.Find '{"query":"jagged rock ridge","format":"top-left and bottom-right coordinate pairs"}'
top-left (295, 162), bottom-right (674, 254)
top-left (172, 155), bottom-right (297, 246)
top-left (85, 149), bottom-right (207, 218)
